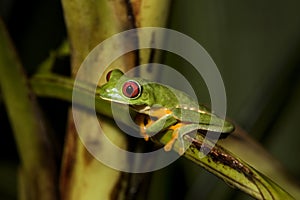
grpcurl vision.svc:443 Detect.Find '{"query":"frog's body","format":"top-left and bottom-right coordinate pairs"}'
top-left (97, 69), bottom-right (234, 154)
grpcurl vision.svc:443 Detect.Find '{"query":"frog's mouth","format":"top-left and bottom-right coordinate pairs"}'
top-left (130, 105), bottom-right (151, 113)
top-left (99, 96), bottom-right (150, 113)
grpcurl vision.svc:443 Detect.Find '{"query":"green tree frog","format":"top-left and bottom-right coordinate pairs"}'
top-left (97, 69), bottom-right (234, 154)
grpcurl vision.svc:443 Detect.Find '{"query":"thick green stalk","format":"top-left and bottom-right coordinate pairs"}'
top-left (60, 0), bottom-right (136, 199)
top-left (0, 20), bottom-right (58, 200)
top-left (60, 0), bottom-right (172, 199)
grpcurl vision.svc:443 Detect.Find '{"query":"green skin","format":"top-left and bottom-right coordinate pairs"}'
top-left (97, 69), bottom-right (235, 148)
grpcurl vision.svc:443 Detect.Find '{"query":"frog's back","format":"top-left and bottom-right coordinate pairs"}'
top-left (146, 81), bottom-right (208, 112)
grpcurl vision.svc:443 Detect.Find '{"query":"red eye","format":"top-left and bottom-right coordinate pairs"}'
top-left (106, 70), bottom-right (113, 82)
top-left (122, 81), bottom-right (141, 98)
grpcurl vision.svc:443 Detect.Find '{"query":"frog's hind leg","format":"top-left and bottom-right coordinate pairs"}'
top-left (164, 124), bottom-right (201, 155)
top-left (164, 123), bottom-right (183, 153)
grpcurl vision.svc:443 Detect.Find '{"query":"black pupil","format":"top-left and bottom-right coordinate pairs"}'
top-left (126, 85), bottom-right (134, 95)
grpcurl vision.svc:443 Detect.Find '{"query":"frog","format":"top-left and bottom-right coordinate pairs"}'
top-left (96, 69), bottom-right (234, 154)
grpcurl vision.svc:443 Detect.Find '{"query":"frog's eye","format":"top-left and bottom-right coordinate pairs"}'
top-left (106, 70), bottom-right (113, 82)
top-left (122, 80), bottom-right (141, 99)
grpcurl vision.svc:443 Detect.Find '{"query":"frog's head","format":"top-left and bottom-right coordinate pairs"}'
top-left (97, 69), bottom-right (153, 108)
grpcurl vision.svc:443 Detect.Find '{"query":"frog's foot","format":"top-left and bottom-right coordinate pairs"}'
top-left (142, 132), bottom-right (149, 141)
top-left (164, 123), bottom-right (185, 155)
top-left (135, 114), bottom-right (151, 141)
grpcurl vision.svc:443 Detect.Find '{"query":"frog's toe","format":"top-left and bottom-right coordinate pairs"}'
top-left (164, 143), bottom-right (173, 151)
top-left (178, 147), bottom-right (185, 155)
top-left (144, 134), bottom-right (149, 141)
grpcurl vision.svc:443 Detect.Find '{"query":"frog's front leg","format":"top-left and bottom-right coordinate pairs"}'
top-left (135, 114), bottom-right (151, 141)
top-left (135, 108), bottom-right (178, 141)
top-left (135, 108), bottom-right (197, 155)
